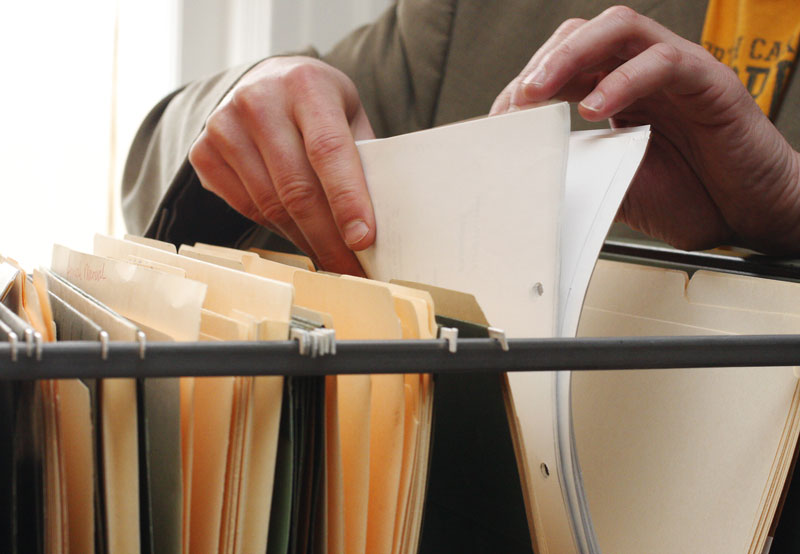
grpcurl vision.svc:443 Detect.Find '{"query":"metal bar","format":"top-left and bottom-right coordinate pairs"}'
top-left (0, 335), bottom-right (799, 379)
top-left (601, 240), bottom-right (800, 281)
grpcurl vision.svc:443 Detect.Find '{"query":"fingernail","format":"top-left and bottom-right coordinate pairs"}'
top-left (522, 67), bottom-right (546, 87)
top-left (343, 219), bottom-right (369, 246)
top-left (581, 91), bottom-right (605, 112)
top-left (507, 104), bottom-right (520, 112)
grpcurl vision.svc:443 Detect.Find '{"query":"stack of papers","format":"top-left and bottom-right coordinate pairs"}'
top-left (0, 233), bottom-right (441, 554)
top-left (357, 101), bottom-right (650, 552)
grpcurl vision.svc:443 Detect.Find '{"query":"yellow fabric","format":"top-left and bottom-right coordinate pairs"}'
top-left (702, 0), bottom-right (800, 117)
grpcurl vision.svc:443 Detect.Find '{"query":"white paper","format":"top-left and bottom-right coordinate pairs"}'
top-left (559, 126), bottom-right (651, 337)
top-left (555, 125), bottom-right (651, 554)
top-left (355, 104), bottom-right (651, 554)
top-left (358, 102), bottom-right (569, 339)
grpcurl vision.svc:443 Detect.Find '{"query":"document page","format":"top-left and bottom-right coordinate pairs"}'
top-left (356, 103), bottom-right (650, 554)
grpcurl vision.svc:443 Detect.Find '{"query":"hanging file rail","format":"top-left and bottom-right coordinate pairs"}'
top-left (0, 334), bottom-right (799, 379)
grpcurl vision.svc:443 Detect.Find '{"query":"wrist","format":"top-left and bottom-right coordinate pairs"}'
top-left (735, 144), bottom-right (800, 255)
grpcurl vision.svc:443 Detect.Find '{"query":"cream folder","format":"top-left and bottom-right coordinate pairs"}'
top-left (575, 260), bottom-right (800, 554)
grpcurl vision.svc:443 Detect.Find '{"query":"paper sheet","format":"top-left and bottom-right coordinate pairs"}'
top-left (554, 125), bottom-right (651, 554)
top-left (354, 103), bottom-right (650, 554)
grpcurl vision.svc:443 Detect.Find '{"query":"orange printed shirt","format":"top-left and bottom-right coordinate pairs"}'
top-left (702, 0), bottom-right (800, 118)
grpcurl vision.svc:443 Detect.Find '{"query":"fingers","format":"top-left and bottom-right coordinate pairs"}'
top-left (189, 57), bottom-right (374, 275)
top-left (291, 70), bottom-right (377, 252)
top-left (189, 138), bottom-right (262, 224)
top-left (490, 17), bottom-right (587, 115)
top-left (232, 62), bottom-right (371, 274)
top-left (258, 111), bottom-right (366, 275)
top-left (497, 6), bottom-right (718, 119)
top-left (577, 42), bottom-right (689, 121)
top-left (193, 111), bottom-right (316, 257)
top-left (514, 7), bottom-right (669, 102)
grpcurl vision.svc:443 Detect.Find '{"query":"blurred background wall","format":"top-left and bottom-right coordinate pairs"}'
top-left (0, 0), bottom-right (390, 268)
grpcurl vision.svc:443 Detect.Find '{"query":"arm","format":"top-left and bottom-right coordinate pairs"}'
top-left (122, 1), bottom-right (458, 273)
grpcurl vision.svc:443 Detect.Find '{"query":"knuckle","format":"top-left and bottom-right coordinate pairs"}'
top-left (339, 74), bottom-right (359, 101)
top-left (554, 39), bottom-right (575, 59)
top-left (650, 42), bottom-right (681, 66)
top-left (188, 138), bottom-right (211, 170)
top-left (552, 39), bottom-right (580, 68)
top-left (231, 83), bottom-right (267, 119)
top-left (305, 129), bottom-right (348, 163)
top-left (277, 179), bottom-right (319, 220)
top-left (326, 184), bottom-right (362, 214)
top-left (257, 195), bottom-right (293, 227)
top-left (610, 66), bottom-right (635, 90)
top-left (559, 18), bottom-right (585, 34)
top-left (604, 5), bottom-right (639, 25)
top-left (283, 62), bottom-right (325, 94)
top-left (204, 111), bottom-right (234, 149)
top-left (272, 165), bottom-right (312, 191)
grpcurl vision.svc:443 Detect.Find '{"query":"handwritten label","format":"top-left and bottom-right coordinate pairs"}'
top-left (66, 262), bottom-right (107, 283)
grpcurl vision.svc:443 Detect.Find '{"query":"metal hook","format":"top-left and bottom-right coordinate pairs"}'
top-left (6, 331), bottom-right (18, 363)
top-left (309, 330), bottom-right (320, 359)
top-left (488, 327), bottom-right (510, 351)
top-left (33, 332), bottom-right (43, 361)
top-left (325, 329), bottom-right (337, 356)
top-left (290, 328), bottom-right (311, 356)
top-left (99, 331), bottom-right (110, 361)
top-left (439, 327), bottom-right (458, 354)
top-left (318, 329), bottom-right (329, 357)
top-left (136, 331), bottom-right (146, 360)
top-left (8, 333), bottom-right (18, 362)
top-left (315, 329), bottom-right (330, 356)
top-left (24, 328), bottom-right (34, 358)
top-left (0, 319), bottom-right (18, 362)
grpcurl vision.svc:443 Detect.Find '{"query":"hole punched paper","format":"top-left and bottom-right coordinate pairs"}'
top-left (355, 102), bottom-right (651, 554)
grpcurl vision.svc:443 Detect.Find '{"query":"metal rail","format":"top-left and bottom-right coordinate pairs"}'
top-left (0, 335), bottom-right (798, 379)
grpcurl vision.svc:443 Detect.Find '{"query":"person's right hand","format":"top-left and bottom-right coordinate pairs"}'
top-left (188, 56), bottom-right (376, 276)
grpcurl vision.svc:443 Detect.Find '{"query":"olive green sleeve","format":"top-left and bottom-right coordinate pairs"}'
top-left (121, 61), bottom-right (267, 237)
top-left (322, 0), bottom-right (457, 138)
top-left (120, 0), bottom-right (458, 246)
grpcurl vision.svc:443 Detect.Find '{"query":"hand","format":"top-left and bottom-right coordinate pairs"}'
top-left (189, 56), bottom-right (376, 275)
top-left (491, 6), bottom-right (800, 254)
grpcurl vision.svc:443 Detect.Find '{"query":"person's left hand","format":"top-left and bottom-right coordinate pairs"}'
top-left (491, 6), bottom-right (800, 255)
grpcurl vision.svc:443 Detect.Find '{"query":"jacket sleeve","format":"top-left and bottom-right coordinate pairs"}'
top-left (121, 62), bottom-right (256, 238)
top-left (120, 0), bottom-right (458, 247)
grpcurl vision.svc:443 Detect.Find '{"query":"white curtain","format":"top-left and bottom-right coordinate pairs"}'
top-left (0, 0), bottom-right (180, 268)
top-left (0, 0), bottom-right (388, 268)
